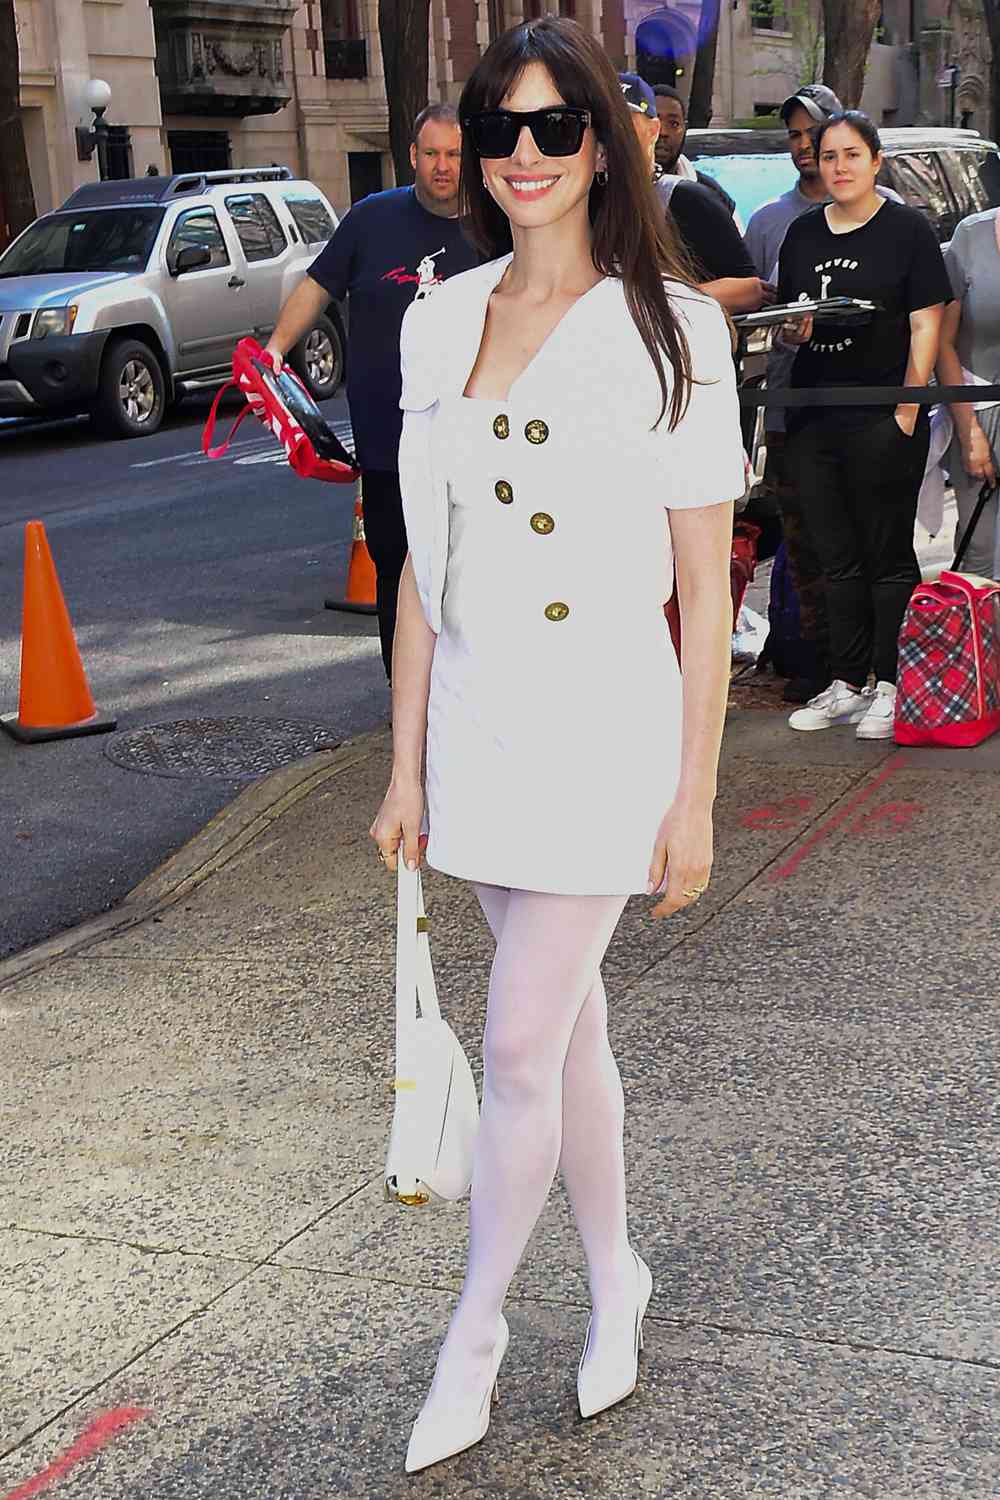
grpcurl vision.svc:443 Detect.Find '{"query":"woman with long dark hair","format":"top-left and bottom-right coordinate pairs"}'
top-left (778, 110), bottom-right (951, 738)
top-left (370, 17), bottom-right (745, 1473)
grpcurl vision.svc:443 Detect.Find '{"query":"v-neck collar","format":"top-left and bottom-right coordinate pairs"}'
top-left (459, 253), bottom-right (610, 402)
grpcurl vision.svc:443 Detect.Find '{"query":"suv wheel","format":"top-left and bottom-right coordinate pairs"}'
top-left (290, 314), bottom-right (344, 401)
top-left (92, 337), bottom-right (166, 438)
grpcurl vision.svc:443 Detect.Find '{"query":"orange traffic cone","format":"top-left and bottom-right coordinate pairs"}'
top-left (325, 482), bottom-right (377, 616)
top-left (1, 521), bottom-right (116, 743)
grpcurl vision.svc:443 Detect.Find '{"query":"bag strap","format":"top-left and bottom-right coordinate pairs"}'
top-left (202, 379), bottom-right (256, 459)
top-left (395, 863), bottom-right (441, 1063)
top-left (951, 479), bottom-right (997, 571)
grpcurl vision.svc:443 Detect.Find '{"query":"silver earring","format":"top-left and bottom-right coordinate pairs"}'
top-left (595, 168), bottom-right (608, 185)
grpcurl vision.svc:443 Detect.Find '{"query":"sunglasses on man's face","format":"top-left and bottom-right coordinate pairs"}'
top-left (462, 107), bottom-right (592, 160)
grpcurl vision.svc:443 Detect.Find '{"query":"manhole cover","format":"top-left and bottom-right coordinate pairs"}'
top-left (105, 717), bottom-right (341, 780)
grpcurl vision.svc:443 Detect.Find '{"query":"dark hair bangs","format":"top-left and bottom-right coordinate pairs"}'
top-left (461, 22), bottom-right (603, 123)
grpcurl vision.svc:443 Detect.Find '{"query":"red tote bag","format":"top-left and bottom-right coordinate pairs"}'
top-left (894, 570), bottom-right (1000, 747)
top-left (202, 337), bottom-right (360, 484)
top-left (664, 519), bottom-right (761, 661)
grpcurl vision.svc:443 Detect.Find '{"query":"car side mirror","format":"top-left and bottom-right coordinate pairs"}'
top-left (172, 244), bottom-right (212, 276)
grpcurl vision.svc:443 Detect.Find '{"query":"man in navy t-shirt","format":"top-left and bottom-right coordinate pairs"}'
top-left (266, 104), bottom-right (481, 680)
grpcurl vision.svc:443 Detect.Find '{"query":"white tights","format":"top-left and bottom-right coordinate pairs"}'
top-left (423, 882), bottom-right (633, 1409)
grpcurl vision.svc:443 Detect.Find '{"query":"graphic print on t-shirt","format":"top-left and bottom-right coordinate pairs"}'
top-left (381, 246), bottom-right (448, 300)
top-left (802, 255), bottom-right (864, 352)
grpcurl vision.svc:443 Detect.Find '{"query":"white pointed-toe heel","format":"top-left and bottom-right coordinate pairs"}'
top-left (577, 1252), bottom-right (653, 1420)
top-left (404, 1315), bottom-right (509, 1474)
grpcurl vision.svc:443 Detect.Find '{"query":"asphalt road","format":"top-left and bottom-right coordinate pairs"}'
top-left (0, 393), bottom-right (386, 959)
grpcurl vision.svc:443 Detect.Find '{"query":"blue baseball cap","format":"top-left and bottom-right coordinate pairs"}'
top-left (618, 73), bottom-right (657, 117)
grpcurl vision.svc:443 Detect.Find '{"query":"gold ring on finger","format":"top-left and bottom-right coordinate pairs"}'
top-left (682, 885), bottom-right (706, 900)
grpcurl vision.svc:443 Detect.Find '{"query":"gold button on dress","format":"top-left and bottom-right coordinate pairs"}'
top-left (543, 601), bottom-right (570, 622)
top-left (493, 414), bottom-right (510, 440)
top-left (530, 512), bottom-right (555, 534)
top-left (525, 418), bottom-right (549, 445)
top-left (495, 480), bottom-right (514, 505)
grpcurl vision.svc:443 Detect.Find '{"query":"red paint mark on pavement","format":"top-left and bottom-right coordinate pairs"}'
top-left (767, 754), bottom-right (908, 882)
top-left (849, 800), bottom-right (924, 836)
top-left (2, 1408), bottom-right (150, 1500)
top-left (741, 795), bottom-right (814, 830)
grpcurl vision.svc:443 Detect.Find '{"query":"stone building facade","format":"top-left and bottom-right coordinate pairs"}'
top-left (11, 0), bottom-right (994, 239)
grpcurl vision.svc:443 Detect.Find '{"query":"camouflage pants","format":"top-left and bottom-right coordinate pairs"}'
top-left (764, 433), bottom-right (830, 660)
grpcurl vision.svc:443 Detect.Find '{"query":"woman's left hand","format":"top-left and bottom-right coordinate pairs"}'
top-left (647, 797), bottom-right (714, 920)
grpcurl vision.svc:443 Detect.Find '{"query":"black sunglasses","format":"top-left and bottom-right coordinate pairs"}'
top-left (462, 107), bottom-right (592, 160)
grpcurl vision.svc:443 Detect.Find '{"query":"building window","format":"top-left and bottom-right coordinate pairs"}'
top-left (103, 126), bottom-right (134, 181)
top-left (348, 152), bottom-right (383, 204)
top-left (168, 131), bottom-right (231, 174)
top-left (322, 0), bottom-right (367, 77)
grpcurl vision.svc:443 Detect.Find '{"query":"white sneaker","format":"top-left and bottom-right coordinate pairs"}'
top-left (788, 679), bottom-right (872, 732)
top-left (855, 680), bottom-right (897, 740)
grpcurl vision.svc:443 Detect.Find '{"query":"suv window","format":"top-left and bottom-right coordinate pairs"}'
top-left (167, 208), bottom-right (230, 270)
top-left (884, 151), bottom-right (957, 240)
top-left (0, 207), bottom-right (164, 276)
top-left (283, 194), bottom-right (335, 244)
top-left (939, 146), bottom-right (1000, 220)
top-left (225, 194), bottom-right (288, 261)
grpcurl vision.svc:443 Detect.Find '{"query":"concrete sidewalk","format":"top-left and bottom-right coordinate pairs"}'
top-left (3, 708), bottom-right (1000, 1499)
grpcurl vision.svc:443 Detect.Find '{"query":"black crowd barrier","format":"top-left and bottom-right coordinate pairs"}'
top-left (739, 384), bottom-right (1000, 408)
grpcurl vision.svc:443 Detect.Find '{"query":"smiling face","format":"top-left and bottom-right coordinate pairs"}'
top-left (817, 121), bottom-right (882, 208)
top-left (785, 103), bottom-right (820, 182)
top-left (479, 61), bottom-right (604, 233)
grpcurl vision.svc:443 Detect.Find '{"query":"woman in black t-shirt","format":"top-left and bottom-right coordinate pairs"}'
top-left (777, 111), bottom-right (951, 739)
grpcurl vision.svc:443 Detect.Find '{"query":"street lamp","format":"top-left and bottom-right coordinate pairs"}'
top-left (75, 79), bottom-right (113, 180)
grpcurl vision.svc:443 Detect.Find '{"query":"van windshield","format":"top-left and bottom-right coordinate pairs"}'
top-left (0, 207), bottom-right (164, 277)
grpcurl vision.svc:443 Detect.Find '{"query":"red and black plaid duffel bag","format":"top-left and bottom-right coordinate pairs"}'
top-left (895, 569), bottom-right (1000, 747)
top-left (895, 480), bottom-right (1000, 747)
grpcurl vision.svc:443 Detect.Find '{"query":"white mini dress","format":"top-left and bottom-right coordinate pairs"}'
top-left (397, 259), bottom-right (746, 896)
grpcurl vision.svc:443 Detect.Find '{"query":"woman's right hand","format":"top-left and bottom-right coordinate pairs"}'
top-left (369, 776), bottom-right (425, 873)
top-left (963, 420), bottom-right (997, 484)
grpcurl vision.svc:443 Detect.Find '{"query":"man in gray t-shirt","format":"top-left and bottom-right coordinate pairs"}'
top-left (742, 85), bottom-right (842, 700)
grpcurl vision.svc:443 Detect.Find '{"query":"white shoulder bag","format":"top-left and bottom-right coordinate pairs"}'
top-left (384, 862), bottom-right (479, 1206)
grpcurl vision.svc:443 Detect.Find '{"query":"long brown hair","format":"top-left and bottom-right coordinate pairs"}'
top-left (458, 17), bottom-right (698, 430)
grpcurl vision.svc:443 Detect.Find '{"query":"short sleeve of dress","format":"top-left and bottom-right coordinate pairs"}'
top-left (397, 296), bottom-right (445, 632)
top-left (657, 291), bottom-right (746, 511)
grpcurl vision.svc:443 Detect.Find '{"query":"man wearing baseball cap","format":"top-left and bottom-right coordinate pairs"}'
top-left (619, 71), bottom-right (762, 315)
top-left (743, 85), bottom-right (844, 284)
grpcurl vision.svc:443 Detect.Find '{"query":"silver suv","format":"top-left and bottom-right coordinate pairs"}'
top-left (0, 167), bottom-right (345, 438)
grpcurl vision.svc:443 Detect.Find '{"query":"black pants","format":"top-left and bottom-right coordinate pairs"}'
top-left (784, 414), bottom-right (929, 686)
top-left (361, 469), bottom-right (408, 680)
top-left (765, 432), bottom-right (830, 670)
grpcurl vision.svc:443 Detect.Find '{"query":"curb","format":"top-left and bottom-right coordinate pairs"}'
top-left (0, 727), bottom-right (391, 993)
